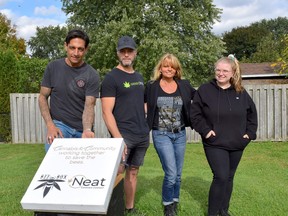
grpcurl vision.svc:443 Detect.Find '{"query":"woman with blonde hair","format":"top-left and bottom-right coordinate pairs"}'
top-left (145, 53), bottom-right (196, 216)
top-left (190, 55), bottom-right (258, 216)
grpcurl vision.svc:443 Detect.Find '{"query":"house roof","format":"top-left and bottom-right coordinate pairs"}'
top-left (240, 63), bottom-right (275, 75)
top-left (240, 62), bottom-right (287, 80)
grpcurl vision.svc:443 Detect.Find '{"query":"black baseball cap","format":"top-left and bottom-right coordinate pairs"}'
top-left (117, 36), bottom-right (137, 51)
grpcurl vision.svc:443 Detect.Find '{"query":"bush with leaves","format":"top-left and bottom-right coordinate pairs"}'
top-left (0, 51), bottom-right (47, 142)
top-left (0, 13), bottom-right (48, 142)
top-left (17, 57), bottom-right (48, 93)
top-left (0, 50), bottom-right (19, 142)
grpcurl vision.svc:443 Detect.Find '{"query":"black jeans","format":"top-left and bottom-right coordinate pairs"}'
top-left (204, 147), bottom-right (243, 215)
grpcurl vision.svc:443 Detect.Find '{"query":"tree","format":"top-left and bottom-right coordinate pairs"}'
top-left (0, 14), bottom-right (49, 142)
top-left (28, 25), bottom-right (68, 59)
top-left (0, 49), bottom-right (19, 142)
top-left (61, 0), bottom-right (225, 86)
top-left (250, 17), bottom-right (288, 40)
top-left (222, 17), bottom-right (288, 62)
top-left (247, 33), bottom-right (282, 63)
top-left (222, 26), bottom-right (269, 61)
top-left (272, 35), bottom-right (288, 74)
top-left (0, 13), bottom-right (26, 55)
top-left (0, 13), bottom-right (27, 142)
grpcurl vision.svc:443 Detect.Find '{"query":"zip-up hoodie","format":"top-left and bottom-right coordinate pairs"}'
top-left (190, 79), bottom-right (258, 150)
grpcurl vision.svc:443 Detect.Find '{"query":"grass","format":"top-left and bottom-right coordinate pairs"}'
top-left (0, 142), bottom-right (287, 216)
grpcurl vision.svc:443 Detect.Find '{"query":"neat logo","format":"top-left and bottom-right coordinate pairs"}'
top-left (69, 175), bottom-right (106, 189)
top-left (34, 174), bottom-right (67, 198)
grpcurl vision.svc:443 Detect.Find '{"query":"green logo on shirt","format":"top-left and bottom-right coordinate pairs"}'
top-left (123, 81), bottom-right (144, 88)
top-left (123, 82), bottom-right (131, 88)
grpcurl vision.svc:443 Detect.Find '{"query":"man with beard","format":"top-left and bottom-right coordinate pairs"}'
top-left (100, 36), bottom-right (150, 213)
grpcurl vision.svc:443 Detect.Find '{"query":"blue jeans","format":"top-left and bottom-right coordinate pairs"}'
top-left (152, 129), bottom-right (187, 205)
top-left (45, 120), bottom-right (82, 152)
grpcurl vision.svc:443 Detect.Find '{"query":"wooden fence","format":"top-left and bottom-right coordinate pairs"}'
top-left (9, 84), bottom-right (288, 144)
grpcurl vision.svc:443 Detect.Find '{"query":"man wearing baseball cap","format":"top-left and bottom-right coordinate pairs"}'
top-left (101, 36), bottom-right (150, 213)
top-left (116, 35), bottom-right (137, 50)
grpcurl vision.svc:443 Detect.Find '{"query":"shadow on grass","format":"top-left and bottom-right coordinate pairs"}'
top-left (182, 176), bottom-right (210, 211)
top-left (136, 175), bottom-right (163, 200)
top-left (135, 174), bottom-right (210, 215)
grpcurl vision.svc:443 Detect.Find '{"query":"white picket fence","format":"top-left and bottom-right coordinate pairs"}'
top-left (9, 84), bottom-right (288, 144)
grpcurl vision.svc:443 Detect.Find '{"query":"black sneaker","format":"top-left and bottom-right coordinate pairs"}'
top-left (173, 202), bottom-right (179, 215)
top-left (220, 209), bottom-right (231, 216)
top-left (164, 203), bottom-right (175, 216)
top-left (125, 208), bottom-right (146, 215)
top-left (125, 207), bottom-right (137, 214)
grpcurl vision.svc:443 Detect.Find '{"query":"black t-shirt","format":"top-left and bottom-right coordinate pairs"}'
top-left (100, 68), bottom-right (149, 136)
top-left (41, 58), bottom-right (100, 131)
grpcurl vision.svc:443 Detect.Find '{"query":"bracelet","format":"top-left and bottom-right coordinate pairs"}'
top-left (84, 128), bottom-right (92, 131)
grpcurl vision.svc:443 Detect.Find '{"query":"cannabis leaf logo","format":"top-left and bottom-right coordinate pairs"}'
top-left (123, 82), bottom-right (131, 88)
top-left (34, 178), bottom-right (65, 198)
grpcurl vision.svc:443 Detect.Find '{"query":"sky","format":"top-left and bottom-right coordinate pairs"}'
top-left (0, 0), bottom-right (66, 42)
top-left (1, 0), bottom-right (288, 43)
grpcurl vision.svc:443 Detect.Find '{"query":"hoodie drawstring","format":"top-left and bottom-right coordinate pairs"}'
top-left (217, 89), bottom-right (232, 123)
top-left (225, 90), bottom-right (232, 111)
top-left (217, 88), bottom-right (220, 123)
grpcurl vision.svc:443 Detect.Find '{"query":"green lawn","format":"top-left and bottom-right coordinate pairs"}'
top-left (0, 142), bottom-right (287, 215)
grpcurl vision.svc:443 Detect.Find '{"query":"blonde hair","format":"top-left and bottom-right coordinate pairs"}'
top-left (215, 55), bottom-right (244, 93)
top-left (152, 53), bottom-right (183, 80)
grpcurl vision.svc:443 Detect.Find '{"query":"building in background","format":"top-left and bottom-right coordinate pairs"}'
top-left (241, 63), bottom-right (288, 85)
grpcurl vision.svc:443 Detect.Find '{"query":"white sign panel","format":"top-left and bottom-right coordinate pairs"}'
top-left (21, 138), bottom-right (124, 214)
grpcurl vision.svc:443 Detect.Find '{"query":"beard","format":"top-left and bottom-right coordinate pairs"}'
top-left (119, 59), bottom-right (134, 67)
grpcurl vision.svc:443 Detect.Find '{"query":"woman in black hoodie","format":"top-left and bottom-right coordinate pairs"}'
top-left (190, 55), bottom-right (258, 216)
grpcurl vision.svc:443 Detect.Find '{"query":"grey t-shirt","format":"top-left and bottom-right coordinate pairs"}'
top-left (154, 87), bottom-right (184, 130)
top-left (41, 58), bottom-right (100, 131)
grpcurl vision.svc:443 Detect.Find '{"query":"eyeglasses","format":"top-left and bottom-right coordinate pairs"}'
top-left (215, 69), bottom-right (232, 74)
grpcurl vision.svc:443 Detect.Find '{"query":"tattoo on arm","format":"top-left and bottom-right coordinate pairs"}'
top-left (82, 96), bottom-right (96, 130)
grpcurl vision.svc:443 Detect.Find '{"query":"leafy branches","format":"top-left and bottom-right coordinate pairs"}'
top-left (271, 35), bottom-right (288, 74)
top-left (61, 0), bottom-right (225, 85)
